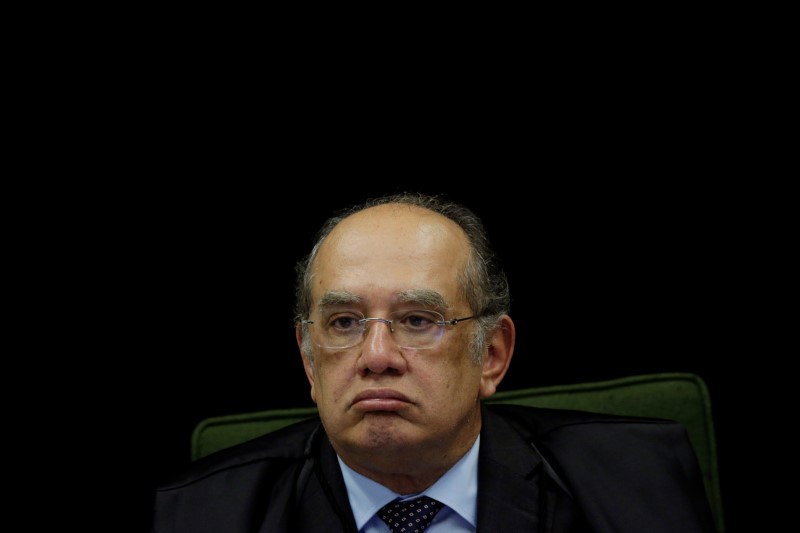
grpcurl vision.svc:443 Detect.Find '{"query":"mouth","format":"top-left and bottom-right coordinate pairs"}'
top-left (351, 389), bottom-right (412, 412)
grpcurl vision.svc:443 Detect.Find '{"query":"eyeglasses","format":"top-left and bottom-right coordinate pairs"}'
top-left (302, 309), bottom-right (476, 350)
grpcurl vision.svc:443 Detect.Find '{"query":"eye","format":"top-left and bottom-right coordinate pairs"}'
top-left (327, 314), bottom-right (363, 332)
top-left (397, 310), bottom-right (440, 330)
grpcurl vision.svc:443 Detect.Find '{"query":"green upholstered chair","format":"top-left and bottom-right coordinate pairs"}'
top-left (191, 372), bottom-right (724, 533)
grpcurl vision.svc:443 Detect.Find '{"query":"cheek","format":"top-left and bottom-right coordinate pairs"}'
top-left (429, 347), bottom-right (481, 392)
top-left (314, 356), bottom-right (352, 402)
top-left (448, 337), bottom-right (484, 389)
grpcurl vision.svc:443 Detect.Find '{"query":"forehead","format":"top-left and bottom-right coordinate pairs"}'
top-left (310, 204), bottom-right (470, 308)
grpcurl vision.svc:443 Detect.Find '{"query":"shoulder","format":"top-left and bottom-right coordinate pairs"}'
top-left (483, 403), bottom-right (715, 531)
top-left (152, 418), bottom-right (326, 532)
top-left (487, 404), bottom-right (714, 532)
top-left (156, 416), bottom-right (322, 492)
top-left (484, 403), bottom-right (694, 465)
top-left (483, 403), bottom-right (701, 498)
top-left (485, 402), bottom-right (685, 436)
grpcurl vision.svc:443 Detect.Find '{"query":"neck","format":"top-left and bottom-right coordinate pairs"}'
top-left (335, 426), bottom-right (480, 495)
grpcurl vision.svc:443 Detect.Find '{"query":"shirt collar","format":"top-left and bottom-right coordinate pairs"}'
top-left (338, 435), bottom-right (480, 530)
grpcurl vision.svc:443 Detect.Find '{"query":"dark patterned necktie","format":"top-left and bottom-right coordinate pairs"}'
top-left (377, 495), bottom-right (443, 532)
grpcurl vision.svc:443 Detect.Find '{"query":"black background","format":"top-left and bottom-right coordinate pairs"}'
top-left (32, 19), bottom-right (788, 530)
top-left (118, 182), bottom-right (756, 531)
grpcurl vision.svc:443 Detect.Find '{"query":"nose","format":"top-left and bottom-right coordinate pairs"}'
top-left (356, 319), bottom-right (407, 375)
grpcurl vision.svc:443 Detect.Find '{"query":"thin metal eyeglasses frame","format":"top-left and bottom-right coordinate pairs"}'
top-left (301, 315), bottom-right (476, 331)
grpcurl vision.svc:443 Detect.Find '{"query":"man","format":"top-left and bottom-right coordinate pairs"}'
top-left (152, 193), bottom-right (716, 532)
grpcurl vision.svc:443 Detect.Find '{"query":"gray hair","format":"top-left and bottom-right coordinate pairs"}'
top-left (295, 192), bottom-right (510, 365)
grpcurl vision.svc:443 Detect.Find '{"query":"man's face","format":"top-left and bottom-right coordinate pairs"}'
top-left (299, 204), bottom-right (489, 472)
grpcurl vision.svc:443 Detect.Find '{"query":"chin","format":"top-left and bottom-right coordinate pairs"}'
top-left (353, 414), bottom-right (420, 449)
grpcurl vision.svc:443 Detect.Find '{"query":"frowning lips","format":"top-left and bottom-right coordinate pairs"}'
top-left (351, 389), bottom-right (413, 411)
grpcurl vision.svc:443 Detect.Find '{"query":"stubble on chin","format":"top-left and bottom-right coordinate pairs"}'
top-left (360, 412), bottom-right (408, 448)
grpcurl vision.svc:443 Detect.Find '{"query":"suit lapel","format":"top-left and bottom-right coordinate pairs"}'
top-left (293, 434), bottom-right (359, 533)
top-left (477, 405), bottom-right (544, 531)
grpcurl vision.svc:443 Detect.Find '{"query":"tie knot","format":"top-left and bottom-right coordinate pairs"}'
top-left (378, 495), bottom-right (443, 532)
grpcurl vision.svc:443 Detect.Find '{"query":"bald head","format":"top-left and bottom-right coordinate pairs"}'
top-left (294, 193), bottom-right (511, 363)
top-left (311, 203), bottom-right (470, 314)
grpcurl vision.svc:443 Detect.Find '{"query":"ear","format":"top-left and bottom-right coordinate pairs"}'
top-left (478, 315), bottom-right (516, 399)
top-left (296, 324), bottom-right (318, 404)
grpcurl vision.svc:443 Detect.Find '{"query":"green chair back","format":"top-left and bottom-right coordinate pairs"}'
top-left (191, 372), bottom-right (723, 532)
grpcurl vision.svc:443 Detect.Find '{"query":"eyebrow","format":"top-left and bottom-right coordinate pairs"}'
top-left (316, 289), bottom-right (450, 312)
top-left (317, 291), bottom-right (363, 310)
top-left (396, 289), bottom-right (450, 310)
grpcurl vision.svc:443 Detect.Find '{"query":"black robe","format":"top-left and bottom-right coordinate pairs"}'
top-left (152, 404), bottom-right (715, 532)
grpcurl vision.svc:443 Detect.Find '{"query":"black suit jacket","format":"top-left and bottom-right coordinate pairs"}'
top-left (152, 404), bottom-right (716, 532)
